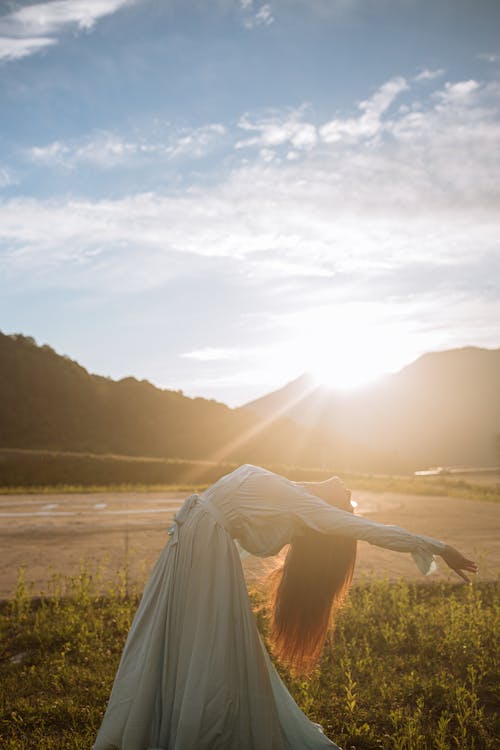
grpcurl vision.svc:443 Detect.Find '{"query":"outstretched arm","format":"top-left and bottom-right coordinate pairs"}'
top-left (288, 477), bottom-right (476, 578)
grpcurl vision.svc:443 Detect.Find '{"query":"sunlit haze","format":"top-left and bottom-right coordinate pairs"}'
top-left (1, 1), bottom-right (499, 405)
top-left (276, 303), bottom-right (421, 390)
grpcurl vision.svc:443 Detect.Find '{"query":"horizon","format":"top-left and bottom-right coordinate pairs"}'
top-left (1, 1), bottom-right (499, 404)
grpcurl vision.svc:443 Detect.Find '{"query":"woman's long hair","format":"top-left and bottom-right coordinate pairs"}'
top-left (269, 490), bottom-right (356, 675)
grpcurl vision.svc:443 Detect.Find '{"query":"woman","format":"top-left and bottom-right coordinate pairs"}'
top-left (93, 463), bottom-right (477, 750)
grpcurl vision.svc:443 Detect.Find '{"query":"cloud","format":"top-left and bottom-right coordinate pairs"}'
top-left (236, 108), bottom-right (317, 151)
top-left (181, 347), bottom-right (248, 361)
top-left (320, 76), bottom-right (408, 143)
top-left (166, 123), bottom-right (227, 159)
top-left (0, 166), bottom-right (16, 188)
top-left (27, 124), bottom-right (226, 168)
top-left (414, 68), bottom-right (445, 82)
top-left (0, 0), bottom-right (135, 62)
top-left (436, 79), bottom-right (480, 103)
top-left (29, 134), bottom-right (138, 168)
top-left (240, 1), bottom-right (274, 29)
top-left (0, 35), bottom-right (56, 61)
top-left (478, 52), bottom-right (500, 64)
top-left (1, 74), bottom-right (499, 312)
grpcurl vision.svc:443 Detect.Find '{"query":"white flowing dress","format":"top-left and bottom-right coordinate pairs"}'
top-left (93, 464), bottom-right (445, 750)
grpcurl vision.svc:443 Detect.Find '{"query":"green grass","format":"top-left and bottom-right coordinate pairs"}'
top-left (1, 568), bottom-right (498, 749)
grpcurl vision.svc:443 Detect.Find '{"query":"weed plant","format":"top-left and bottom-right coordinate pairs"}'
top-left (0, 567), bottom-right (498, 749)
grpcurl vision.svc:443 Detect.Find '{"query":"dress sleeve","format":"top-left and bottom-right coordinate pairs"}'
top-left (239, 467), bottom-right (446, 575)
top-left (293, 490), bottom-right (445, 575)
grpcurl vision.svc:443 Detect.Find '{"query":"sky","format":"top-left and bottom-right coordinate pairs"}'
top-left (0, 0), bottom-right (499, 406)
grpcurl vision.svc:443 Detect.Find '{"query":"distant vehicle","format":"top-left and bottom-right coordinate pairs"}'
top-left (414, 467), bottom-right (451, 477)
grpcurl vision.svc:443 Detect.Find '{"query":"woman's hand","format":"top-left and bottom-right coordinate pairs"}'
top-left (439, 545), bottom-right (478, 583)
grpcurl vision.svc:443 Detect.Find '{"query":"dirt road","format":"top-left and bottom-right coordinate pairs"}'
top-left (1, 490), bottom-right (498, 598)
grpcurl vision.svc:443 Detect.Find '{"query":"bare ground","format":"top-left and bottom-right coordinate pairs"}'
top-left (1, 489), bottom-right (498, 599)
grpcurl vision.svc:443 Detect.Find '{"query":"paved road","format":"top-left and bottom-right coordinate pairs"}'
top-left (1, 490), bottom-right (498, 598)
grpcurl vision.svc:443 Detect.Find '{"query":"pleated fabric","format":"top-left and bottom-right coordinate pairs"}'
top-left (93, 494), bottom-right (338, 750)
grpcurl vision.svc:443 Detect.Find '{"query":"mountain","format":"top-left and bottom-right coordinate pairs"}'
top-left (245, 348), bottom-right (500, 470)
top-left (0, 331), bottom-right (321, 467)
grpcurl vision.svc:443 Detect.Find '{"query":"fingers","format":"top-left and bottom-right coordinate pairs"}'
top-left (459, 557), bottom-right (478, 574)
top-left (442, 547), bottom-right (478, 583)
top-left (442, 547), bottom-right (478, 578)
top-left (452, 558), bottom-right (478, 583)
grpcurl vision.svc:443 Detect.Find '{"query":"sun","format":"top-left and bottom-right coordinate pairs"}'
top-left (285, 304), bottom-right (418, 391)
top-left (309, 352), bottom-right (387, 390)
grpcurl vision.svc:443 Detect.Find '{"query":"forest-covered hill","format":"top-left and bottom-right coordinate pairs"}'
top-left (0, 331), bottom-right (325, 467)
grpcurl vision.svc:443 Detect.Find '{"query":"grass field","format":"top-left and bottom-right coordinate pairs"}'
top-left (2, 478), bottom-right (498, 503)
top-left (1, 568), bottom-right (498, 749)
top-left (1, 448), bottom-right (498, 502)
top-left (2, 474), bottom-right (499, 504)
